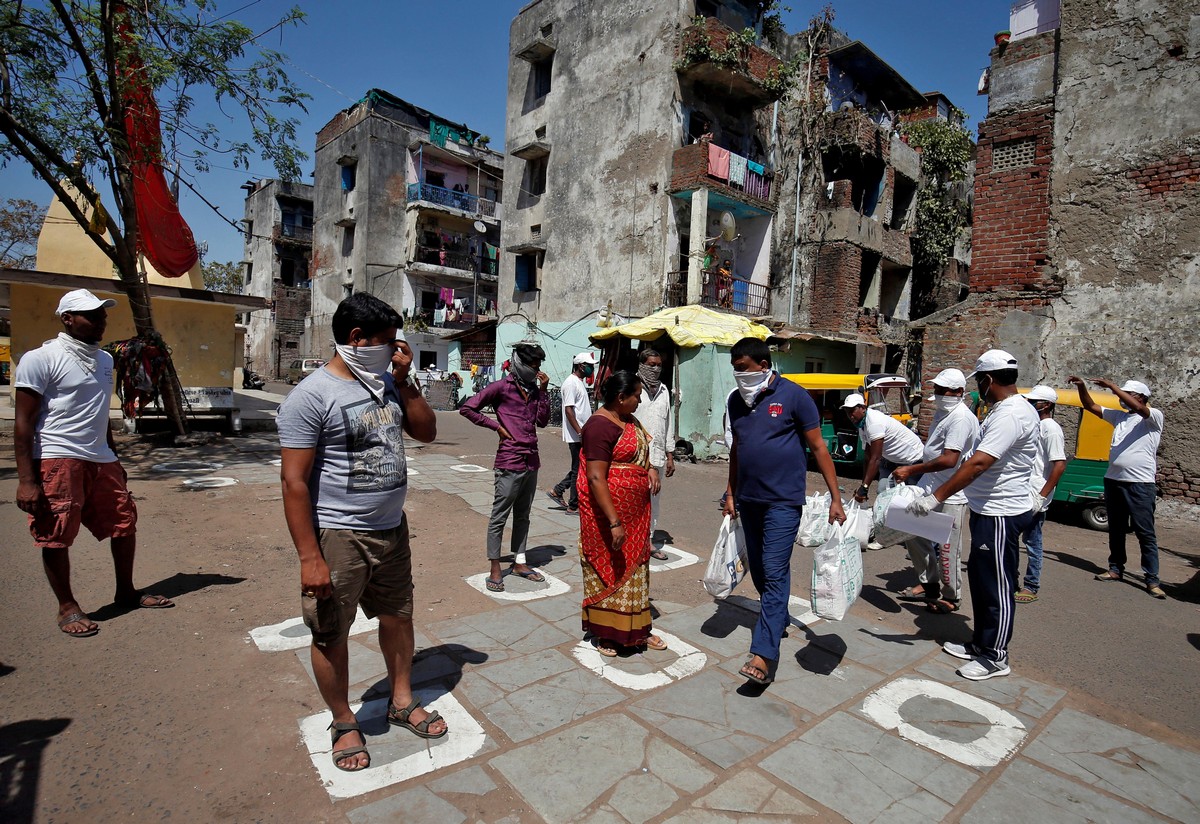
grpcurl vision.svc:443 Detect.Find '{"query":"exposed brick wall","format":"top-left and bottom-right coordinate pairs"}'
top-left (667, 140), bottom-right (776, 208)
top-left (822, 109), bottom-right (891, 162)
top-left (809, 241), bottom-right (862, 336)
top-left (271, 285), bottom-right (311, 341)
top-left (828, 179), bottom-right (853, 209)
top-left (971, 105), bottom-right (1056, 293)
top-left (1126, 152), bottom-right (1200, 198)
top-left (680, 17), bottom-right (783, 86)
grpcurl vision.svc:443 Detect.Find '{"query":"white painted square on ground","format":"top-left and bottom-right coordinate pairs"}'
top-left (723, 594), bottom-right (823, 628)
top-left (571, 630), bottom-right (707, 691)
top-left (249, 608), bottom-right (378, 652)
top-left (463, 568), bottom-right (571, 601)
top-left (649, 544), bottom-right (700, 572)
top-left (298, 691), bottom-right (486, 800)
top-left (450, 464), bottom-right (489, 473)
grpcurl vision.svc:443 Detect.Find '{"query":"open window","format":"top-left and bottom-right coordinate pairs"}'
top-left (532, 54), bottom-right (553, 98)
top-left (515, 252), bottom-right (541, 292)
top-left (527, 155), bottom-right (548, 197)
top-left (891, 175), bottom-right (917, 230)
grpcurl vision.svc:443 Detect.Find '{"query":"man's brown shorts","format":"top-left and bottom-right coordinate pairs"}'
top-left (30, 458), bottom-right (137, 549)
top-left (302, 516), bottom-right (414, 647)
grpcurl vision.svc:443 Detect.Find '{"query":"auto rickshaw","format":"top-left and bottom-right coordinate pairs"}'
top-left (783, 372), bottom-right (913, 466)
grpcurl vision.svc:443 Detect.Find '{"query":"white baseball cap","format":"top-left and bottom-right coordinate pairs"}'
top-left (55, 289), bottom-right (116, 316)
top-left (572, 351), bottom-right (598, 365)
top-left (840, 392), bottom-right (867, 409)
top-left (929, 368), bottom-right (966, 390)
top-left (1022, 385), bottom-right (1058, 403)
top-left (967, 349), bottom-right (1018, 378)
top-left (1119, 379), bottom-right (1151, 397)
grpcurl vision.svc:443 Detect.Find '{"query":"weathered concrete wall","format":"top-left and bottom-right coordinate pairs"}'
top-left (500, 0), bottom-right (685, 323)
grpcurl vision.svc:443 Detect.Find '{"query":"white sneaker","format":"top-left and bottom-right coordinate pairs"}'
top-left (957, 657), bottom-right (1011, 681)
top-left (942, 641), bottom-right (977, 661)
top-left (866, 541), bottom-right (883, 550)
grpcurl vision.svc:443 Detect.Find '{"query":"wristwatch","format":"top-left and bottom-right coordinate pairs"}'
top-left (856, 484), bottom-right (870, 497)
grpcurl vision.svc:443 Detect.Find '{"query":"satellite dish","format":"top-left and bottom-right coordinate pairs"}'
top-left (719, 211), bottom-right (737, 242)
top-left (473, 220), bottom-right (487, 234)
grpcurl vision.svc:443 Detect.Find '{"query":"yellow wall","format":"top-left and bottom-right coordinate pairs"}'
top-left (10, 284), bottom-right (237, 407)
top-left (35, 187), bottom-right (205, 290)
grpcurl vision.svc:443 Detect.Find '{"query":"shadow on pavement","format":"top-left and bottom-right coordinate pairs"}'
top-left (0, 717), bottom-right (72, 824)
top-left (526, 544), bottom-right (567, 566)
top-left (1188, 633), bottom-right (1200, 652)
top-left (88, 572), bottom-right (247, 621)
top-left (357, 644), bottom-right (479, 728)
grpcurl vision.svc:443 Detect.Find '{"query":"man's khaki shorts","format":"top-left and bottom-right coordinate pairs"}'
top-left (303, 517), bottom-right (414, 647)
top-left (30, 458), bottom-right (137, 549)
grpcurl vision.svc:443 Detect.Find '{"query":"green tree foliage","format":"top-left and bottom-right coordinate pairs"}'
top-left (0, 197), bottom-right (43, 269)
top-left (0, 0), bottom-right (308, 433)
top-left (202, 259), bottom-right (241, 293)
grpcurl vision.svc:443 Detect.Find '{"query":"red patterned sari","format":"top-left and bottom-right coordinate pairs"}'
top-left (577, 417), bottom-right (654, 646)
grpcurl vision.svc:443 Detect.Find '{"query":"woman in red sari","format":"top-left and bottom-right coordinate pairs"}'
top-left (578, 371), bottom-right (668, 656)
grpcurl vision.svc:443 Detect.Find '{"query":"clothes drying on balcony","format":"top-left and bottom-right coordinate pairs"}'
top-left (747, 160), bottom-right (765, 176)
top-left (707, 143), bottom-right (731, 179)
top-left (728, 154), bottom-right (747, 186)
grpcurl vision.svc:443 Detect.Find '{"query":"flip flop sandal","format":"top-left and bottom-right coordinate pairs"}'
top-left (594, 639), bottom-right (620, 657)
top-left (545, 490), bottom-right (567, 508)
top-left (897, 586), bottom-right (928, 601)
top-left (388, 699), bottom-right (448, 740)
top-left (509, 567), bottom-right (545, 582)
top-left (739, 656), bottom-right (774, 685)
top-left (485, 577), bottom-right (505, 592)
top-left (118, 592), bottom-right (175, 609)
top-left (644, 635), bottom-right (668, 651)
top-left (1015, 589), bottom-right (1039, 603)
top-left (926, 599), bottom-right (961, 614)
top-left (57, 611), bottom-right (99, 637)
top-left (649, 548), bottom-right (670, 561)
top-left (328, 721), bottom-right (371, 771)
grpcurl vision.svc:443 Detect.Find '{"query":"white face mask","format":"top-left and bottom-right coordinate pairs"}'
top-left (335, 343), bottom-right (395, 404)
top-left (931, 395), bottom-right (961, 416)
top-left (734, 370), bottom-right (770, 406)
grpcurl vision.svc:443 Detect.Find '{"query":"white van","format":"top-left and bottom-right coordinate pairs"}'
top-left (285, 358), bottom-right (325, 384)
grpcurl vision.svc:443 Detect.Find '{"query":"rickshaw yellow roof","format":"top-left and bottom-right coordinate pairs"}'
top-left (589, 305), bottom-right (771, 349)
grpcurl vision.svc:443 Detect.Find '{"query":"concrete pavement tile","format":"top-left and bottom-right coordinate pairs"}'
top-left (607, 772), bottom-right (680, 824)
top-left (469, 648), bottom-right (576, 692)
top-left (1021, 707), bottom-right (1200, 821)
top-left (693, 768), bottom-right (818, 817)
top-left (427, 765), bottom-right (497, 796)
top-left (577, 809), bottom-right (628, 824)
top-left (523, 594), bottom-right (583, 624)
top-left (523, 516), bottom-right (571, 539)
top-left (431, 606), bottom-right (575, 663)
top-left (295, 638), bottom-right (387, 689)
top-left (472, 667), bottom-right (626, 743)
top-left (761, 713), bottom-right (974, 823)
top-left (457, 491), bottom-right (496, 507)
top-left (960, 758), bottom-right (1162, 824)
top-left (629, 670), bottom-right (801, 769)
top-left (653, 602), bottom-right (757, 659)
top-left (489, 714), bottom-right (714, 823)
top-left (717, 643), bottom-right (885, 716)
top-left (914, 659), bottom-right (1066, 722)
top-left (804, 620), bottom-right (935, 675)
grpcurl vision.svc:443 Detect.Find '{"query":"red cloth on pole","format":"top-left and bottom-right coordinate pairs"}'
top-left (117, 4), bottom-right (198, 278)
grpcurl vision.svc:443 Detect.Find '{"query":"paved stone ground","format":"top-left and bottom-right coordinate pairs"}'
top-left (249, 451), bottom-right (1200, 824)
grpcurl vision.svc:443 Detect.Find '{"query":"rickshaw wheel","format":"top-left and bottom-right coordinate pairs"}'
top-left (1081, 502), bottom-right (1109, 532)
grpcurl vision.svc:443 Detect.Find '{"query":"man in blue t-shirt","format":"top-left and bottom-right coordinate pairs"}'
top-left (724, 337), bottom-right (846, 686)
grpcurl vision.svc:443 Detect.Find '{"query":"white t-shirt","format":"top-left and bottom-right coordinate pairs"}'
top-left (918, 401), bottom-right (979, 506)
top-left (964, 395), bottom-right (1040, 516)
top-left (861, 407), bottom-right (924, 465)
top-left (1030, 417), bottom-right (1067, 510)
top-left (14, 338), bottom-right (118, 463)
top-left (633, 384), bottom-right (674, 468)
top-left (560, 373), bottom-right (592, 443)
top-left (1103, 407), bottom-right (1164, 483)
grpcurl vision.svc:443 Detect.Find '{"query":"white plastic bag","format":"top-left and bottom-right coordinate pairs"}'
top-left (796, 492), bottom-right (832, 547)
top-left (810, 521), bottom-right (864, 621)
top-left (703, 515), bottom-right (749, 599)
top-left (845, 499), bottom-right (872, 545)
top-left (873, 482), bottom-right (918, 527)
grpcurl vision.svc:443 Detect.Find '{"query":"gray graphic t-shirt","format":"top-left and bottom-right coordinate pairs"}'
top-left (277, 367), bottom-right (407, 530)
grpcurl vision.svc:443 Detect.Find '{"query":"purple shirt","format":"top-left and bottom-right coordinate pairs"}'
top-left (459, 374), bottom-right (550, 470)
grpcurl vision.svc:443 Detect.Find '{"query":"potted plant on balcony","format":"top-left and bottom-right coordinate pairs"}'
top-left (994, 30), bottom-right (1011, 46)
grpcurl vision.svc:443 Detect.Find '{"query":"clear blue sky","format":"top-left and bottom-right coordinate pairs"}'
top-left (1, 1), bottom-right (1008, 269)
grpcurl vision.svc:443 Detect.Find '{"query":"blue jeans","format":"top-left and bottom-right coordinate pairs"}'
top-left (1021, 511), bottom-right (1046, 592)
top-left (737, 501), bottom-right (804, 663)
top-left (1104, 479), bottom-right (1159, 586)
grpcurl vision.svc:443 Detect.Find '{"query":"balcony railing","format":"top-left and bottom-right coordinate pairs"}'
top-left (407, 182), bottom-right (500, 218)
top-left (665, 269), bottom-right (771, 316)
top-left (272, 223), bottom-right (313, 245)
top-left (414, 245), bottom-right (499, 279)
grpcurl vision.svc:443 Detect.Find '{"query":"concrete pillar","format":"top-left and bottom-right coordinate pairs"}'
top-left (687, 187), bottom-right (708, 305)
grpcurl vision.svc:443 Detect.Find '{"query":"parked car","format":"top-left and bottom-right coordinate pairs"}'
top-left (285, 358), bottom-right (325, 384)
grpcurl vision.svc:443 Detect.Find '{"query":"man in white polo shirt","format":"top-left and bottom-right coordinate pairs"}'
top-left (843, 391), bottom-right (923, 550)
top-left (1015, 385), bottom-right (1067, 604)
top-left (546, 351), bottom-right (596, 514)
top-left (1069, 376), bottom-right (1165, 598)
top-left (14, 289), bottom-right (173, 638)
top-left (893, 368), bottom-right (979, 614)
top-left (908, 350), bottom-right (1039, 680)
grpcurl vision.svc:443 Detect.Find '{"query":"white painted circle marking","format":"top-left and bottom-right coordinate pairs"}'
top-left (151, 460), bottom-right (224, 473)
top-left (248, 609), bottom-right (379, 652)
top-left (860, 677), bottom-right (1028, 767)
top-left (450, 464), bottom-right (488, 473)
top-left (268, 458), bottom-right (282, 467)
top-left (572, 630), bottom-right (707, 691)
top-left (463, 569), bottom-right (570, 601)
top-left (182, 476), bottom-right (238, 489)
top-left (648, 544), bottom-right (701, 572)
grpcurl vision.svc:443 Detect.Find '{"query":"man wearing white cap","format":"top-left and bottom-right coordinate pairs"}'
top-left (631, 348), bottom-right (675, 560)
top-left (842, 390), bottom-right (923, 514)
top-left (893, 368), bottom-right (979, 613)
top-left (14, 289), bottom-right (173, 638)
top-left (1015, 385), bottom-right (1067, 603)
top-left (547, 351), bottom-right (596, 514)
top-left (908, 350), bottom-right (1039, 680)
top-left (1068, 376), bottom-right (1164, 598)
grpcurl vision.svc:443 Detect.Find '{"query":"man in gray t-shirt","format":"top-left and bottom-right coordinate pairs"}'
top-left (278, 293), bottom-right (445, 772)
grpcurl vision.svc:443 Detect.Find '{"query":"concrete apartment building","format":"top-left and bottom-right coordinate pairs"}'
top-left (307, 89), bottom-right (504, 369)
top-left (915, 0), bottom-right (1200, 502)
top-left (241, 179), bottom-right (314, 379)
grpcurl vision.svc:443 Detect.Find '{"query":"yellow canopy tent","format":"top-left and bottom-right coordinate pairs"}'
top-left (589, 305), bottom-right (771, 349)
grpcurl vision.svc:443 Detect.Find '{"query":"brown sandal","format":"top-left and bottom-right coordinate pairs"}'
top-left (644, 635), bottom-right (668, 651)
top-left (388, 699), bottom-right (448, 739)
top-left (328, 721), bottom-right (370, 771)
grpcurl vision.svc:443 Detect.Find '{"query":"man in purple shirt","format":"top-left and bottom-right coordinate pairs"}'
top-left (460, 343), bottom-right (550, 591)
